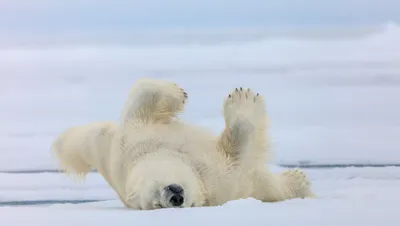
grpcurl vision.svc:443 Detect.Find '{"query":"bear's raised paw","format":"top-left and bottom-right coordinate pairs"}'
top-left (223, 87), bottom-right (266, 129)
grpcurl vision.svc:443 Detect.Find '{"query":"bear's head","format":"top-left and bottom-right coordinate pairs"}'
top-left (125, 152), bottom-right (206, 210)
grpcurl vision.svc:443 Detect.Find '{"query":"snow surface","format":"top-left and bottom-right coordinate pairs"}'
top-left (1, 166), bottom-right (399, 202)
top-left (1, 23), bottom-right (400, 170)
top-left (1, 166), bottom-right (399, 226)
top-left (1, 197), bottom-right (396, 226)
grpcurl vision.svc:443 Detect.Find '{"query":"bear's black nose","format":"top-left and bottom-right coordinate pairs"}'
top-left (169, 194), bottom-right (184, 207)
top-left (166, 184), bottom-right (184, 194)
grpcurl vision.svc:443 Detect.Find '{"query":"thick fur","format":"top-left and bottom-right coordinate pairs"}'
top-left (52, 78), bottom-right (315, 210)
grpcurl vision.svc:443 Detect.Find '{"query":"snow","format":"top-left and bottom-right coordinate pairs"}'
top-left (0, 199), bottom-right (395, 226)
top-left (1, 166), bottom-right (399, 225)
top-left (0, 166), bottom-right (399, 202)
top-left (1, 23), bottom-right (400, 171)
top-left (1, 198), bottom-right (397, 226)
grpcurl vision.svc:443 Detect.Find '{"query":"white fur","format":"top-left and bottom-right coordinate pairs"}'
top-left (52, 78), bottom-right (315, 210)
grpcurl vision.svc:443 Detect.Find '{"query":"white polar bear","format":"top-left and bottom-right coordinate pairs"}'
top-left (52, 78), bottom-right (315, 210)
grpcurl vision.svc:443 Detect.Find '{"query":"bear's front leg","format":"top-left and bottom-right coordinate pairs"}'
top-left (217, 87), bottom-right (269, 166)
top-left (120, 78), bottom-right (188, 127)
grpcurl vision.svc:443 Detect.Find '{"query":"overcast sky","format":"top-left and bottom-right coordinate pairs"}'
top-left (1, 0), bottom-right (399, 33)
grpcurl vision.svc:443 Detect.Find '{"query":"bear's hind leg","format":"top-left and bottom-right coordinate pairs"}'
top-left (279, 169), bottom-right (315, 199)
top-left (217, 87), bottom-right (269, 165)
top-left (251, 168), bottom-right (315, 202)
top-left (120, 78), bottom-right (188, 127)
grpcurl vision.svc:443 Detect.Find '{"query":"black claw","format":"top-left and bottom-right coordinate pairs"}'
top-left (235, 88), bottom-right (238, 92)
top-left (228, 94), bottom-right (231, 98)
top-left (256, 93), bottom-right (259, 96)
top-left (183, 92), bottom-right (188, 98)
top-left (240, 87), bottom-right (243, 91)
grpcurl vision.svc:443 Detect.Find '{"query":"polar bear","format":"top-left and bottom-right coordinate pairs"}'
top-left (52, 77), bottom-right (315, 210)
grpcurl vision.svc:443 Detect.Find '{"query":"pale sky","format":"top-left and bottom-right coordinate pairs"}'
top-left (1, 0), bottom-right (399, 32)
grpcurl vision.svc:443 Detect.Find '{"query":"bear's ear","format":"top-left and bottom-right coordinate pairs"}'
top-left (123, 194), bottom-right (138, 209)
